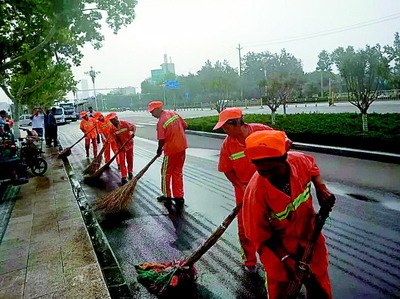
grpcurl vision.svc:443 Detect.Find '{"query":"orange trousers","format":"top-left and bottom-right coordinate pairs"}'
top-left (266, 270), bottom-right (332, 299)
top-left (104, 141), bottom-right (120, 165)
top-left (85, 138), bottom-right (97, 157)
top-left (118, 148), bottom-right (134, 179)
top-left (161, 150), bottom-right (185, 198)
top-left (234, 186), bottom-right (257, 266)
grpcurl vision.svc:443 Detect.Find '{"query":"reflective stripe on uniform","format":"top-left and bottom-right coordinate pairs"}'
top-left (270, 182), bottom-right (311, 221)
top-left (83, 122), bottom-right (94, 126)
top-left (115, 128), bottom-right (128, 135)
top-left (163, 115), bottom-right (179, 128)
top-left (229, 151), bottom-right (245, 160)
top-left (162, 156), bottom-right (169, 196)
top-left (101, 123), bottom-right (111, 129)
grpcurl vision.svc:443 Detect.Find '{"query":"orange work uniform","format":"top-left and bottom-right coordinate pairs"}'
top-left (218, 123), bottom-right (272, 266)
top-left (80, 117), bottom-right (98, 157)
top-left (110, 120), bottom-right (135, 179)
top-left (243, 151), bottom-right (332, 299)
top-left (157, 110), bottom-right (187, 198)
top-left (96, 116), bottom-right (119, 164)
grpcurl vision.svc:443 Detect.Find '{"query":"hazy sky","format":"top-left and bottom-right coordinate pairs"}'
top-left (1, 0), bottom-right (400, 103)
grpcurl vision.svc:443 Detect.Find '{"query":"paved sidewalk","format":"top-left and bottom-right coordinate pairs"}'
top-left (0, 145), bottom-right (110, 298)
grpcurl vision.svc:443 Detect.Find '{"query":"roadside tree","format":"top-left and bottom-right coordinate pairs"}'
top-left (331, 45), bottom-right (390, 131)
top-left (197, 60), bottom-right (240, 112)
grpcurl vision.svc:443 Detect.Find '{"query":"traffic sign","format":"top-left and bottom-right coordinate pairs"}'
top-left (165, 80), bottom-right (179, 89)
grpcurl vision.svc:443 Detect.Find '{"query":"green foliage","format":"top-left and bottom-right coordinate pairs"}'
top-left (185, 113), bottom-right (400, 154)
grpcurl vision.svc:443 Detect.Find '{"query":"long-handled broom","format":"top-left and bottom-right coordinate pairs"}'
top-left (135, 203), bottom-right (243, 296)
top-left (82, 135), bottom-right (112, 175)
top-left (95, 154), bottom-right (159, 213)
top-left (85, 134), bottom-right (135, 180)
top-left (58, 127), bottom-right (96, 159)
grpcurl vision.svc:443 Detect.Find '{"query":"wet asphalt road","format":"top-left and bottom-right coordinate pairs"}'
top-left (57, 111), bottom-right (400, 299)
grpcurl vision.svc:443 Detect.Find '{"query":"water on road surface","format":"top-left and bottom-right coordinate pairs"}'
top-left (57, 111), bottom-right (400, 298)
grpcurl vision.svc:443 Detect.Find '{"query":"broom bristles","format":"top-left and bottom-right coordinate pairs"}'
top-left (83, 140), bottom-right (109, 175)
top-left (58, 147), bottom-right (72, 159)
top-left (83, 157), bottom-right (102, 175)
top-left (95, 178), bottom-right (138, 213)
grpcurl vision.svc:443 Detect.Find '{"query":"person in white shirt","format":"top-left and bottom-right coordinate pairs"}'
top-left (31, 108), bottom-right (45, 137)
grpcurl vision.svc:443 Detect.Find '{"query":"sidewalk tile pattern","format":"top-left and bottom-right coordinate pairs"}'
top-left (0, 147), bottom-right (110, 299)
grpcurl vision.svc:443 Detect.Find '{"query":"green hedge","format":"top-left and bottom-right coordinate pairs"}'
top-left (185, 113), bottom-right (400, 154)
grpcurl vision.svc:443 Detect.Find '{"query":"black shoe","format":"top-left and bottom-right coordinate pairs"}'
top-left (157, 195), bottom-right (172, 202)
top-left (128, 172), bottom-right (133, 180)
top-left (121, 178), bottom-right (128, 185)
top-left (174, 197), bottom-right (185, 205)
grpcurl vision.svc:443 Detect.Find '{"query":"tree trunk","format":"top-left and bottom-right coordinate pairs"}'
top-left (13, 100), bottom-right (22, 139)
top-left (362, 113), bottom-right (368, 132)
top-left (271, 111), bottom-right (276, 125)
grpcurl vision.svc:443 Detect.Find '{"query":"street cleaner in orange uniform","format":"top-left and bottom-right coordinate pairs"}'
top-left (79, 111), bottom-right (97, 158)
top-left (93, 111), bottom-right (119, 167)
top-left (109, 114), bottom-right (135, 185)
top-left (213, 107), bottom-right (277, 273)
top-left (242, 130), bottom-right (335, 299)
top-left (148, 101), bottom-right (188, 205)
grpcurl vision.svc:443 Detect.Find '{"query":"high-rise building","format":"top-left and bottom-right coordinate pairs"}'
top-left (151, 54), bottom-right (175, 83)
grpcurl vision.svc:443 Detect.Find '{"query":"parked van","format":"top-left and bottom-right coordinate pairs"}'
top-left (19, 114), bottom-right (32, 126)
top-left (52, 106), bottom-right (66, 124)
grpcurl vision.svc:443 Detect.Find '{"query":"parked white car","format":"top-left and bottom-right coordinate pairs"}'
top-left (53, 106), bottom-right (66, 124)
top-left (19, 114), bottom-right (32, 126)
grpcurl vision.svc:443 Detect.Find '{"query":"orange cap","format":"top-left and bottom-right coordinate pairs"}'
top-left (93, 111), bottom-right (102, 120)
top-left (147, 101), bottom-right (163, 112)
top-left (213, 107), bottom-right (242, 130)
top-left (80, 111), bottom-right (87, 117)
top-left (106, 112), bottom-right (117, 120)
top-left (244, 130), bottom-right (287, 160)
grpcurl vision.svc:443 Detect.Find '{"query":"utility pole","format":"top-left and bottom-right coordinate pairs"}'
top-left (85, 66), bottom-right (101, 110)
top-left (237, 43), bottom-right (243, 100)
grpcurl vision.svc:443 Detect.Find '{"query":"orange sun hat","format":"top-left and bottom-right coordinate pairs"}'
top-left (213, 107), bottom-right (242, 130)
top-left (93, 111), bottom-right (102, 119)
top-left (80, 111), bottom-right (87, 118)
top-left (147, 101), bottom-right (163, 112)
top-left (106, 112), bottom-right (117, 120)
top-left (244, 130), bottom-right (287, 160)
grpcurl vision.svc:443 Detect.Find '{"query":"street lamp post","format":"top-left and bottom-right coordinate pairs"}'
top-left (260, 67), bottom-right (267, 109)
top-left (85, 66), bottom-right (100, 110)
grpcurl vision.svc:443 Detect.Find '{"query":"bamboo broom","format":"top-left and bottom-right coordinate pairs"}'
top-left (85, 134), bottom-right (135, 180)
top-left (82, 135), bottom-right (112, 175)
top-left (135, 203), bottom-right (243, 295)
top-left (58, 127), bottom-right (96, 159)
top-left (95, 155), bottom-right (159, 213)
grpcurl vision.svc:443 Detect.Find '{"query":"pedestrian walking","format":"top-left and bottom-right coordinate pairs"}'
top-left (242, 130), bottom-right (335, 299)
top-left (213, 107), bottom-right (276, 273)
top-left (93, 111), bottom-right (120, 167)
top-left (30, 108), bottom-right (44, 137)
top-left (148, 101), bottom-right (187, 204)
top-left (109, 114), bottom-right (135, 185)
top-left (47, 108), bottom-right (58, 146)
top-left (80, 111), bottom-right (97, 158)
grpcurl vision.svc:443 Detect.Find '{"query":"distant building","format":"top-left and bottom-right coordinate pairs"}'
top-left (151, 54), bottom-right (175, 83)
top-left (108, 86), bottom-right (136, 96)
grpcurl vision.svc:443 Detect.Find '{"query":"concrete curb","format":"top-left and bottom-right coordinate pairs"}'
top-left (60, 150), bottom-right (133, 298)
top-left (186, 130), bottom-right (400, 164)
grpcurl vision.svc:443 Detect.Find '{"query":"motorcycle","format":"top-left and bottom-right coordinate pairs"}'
top-left (0, 134), bottom-right (29, 186)
top-left (19, 129), bottom-right (48, 176)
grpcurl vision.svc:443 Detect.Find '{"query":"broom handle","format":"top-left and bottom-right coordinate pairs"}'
top-left (70, 127), bottom-right (96, 148)
top-left (96, 134), bottom-right (135, 172)
top-left (133, 155), bottom-right (158, 181)
top-left (184, 203), bottom-right (243, 267)
top-left (94, 134), bottom-right (112, 158)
